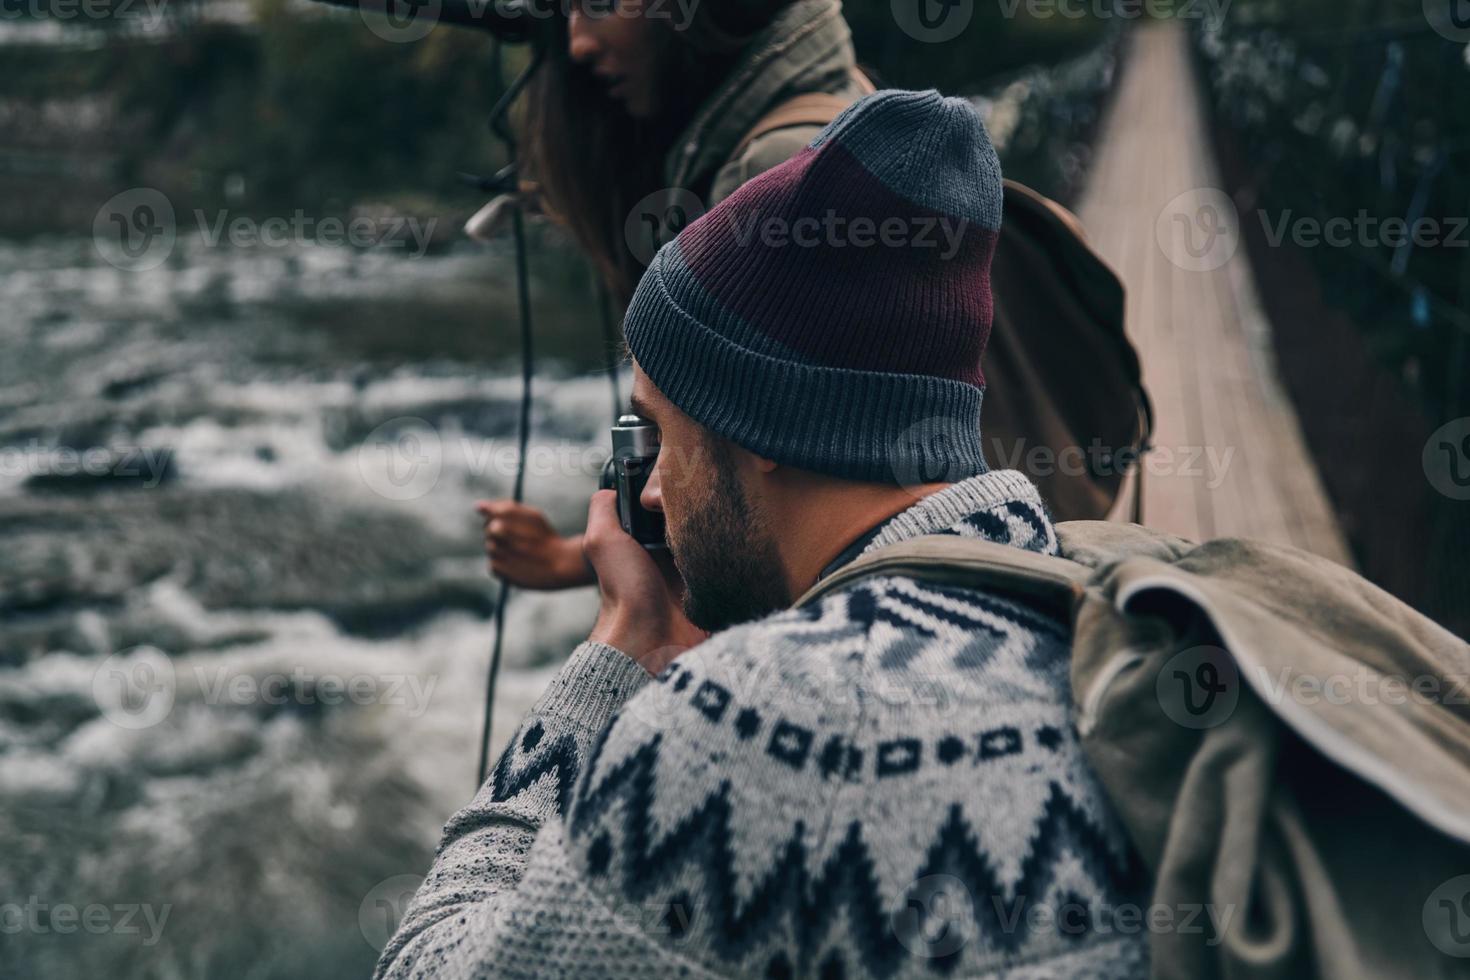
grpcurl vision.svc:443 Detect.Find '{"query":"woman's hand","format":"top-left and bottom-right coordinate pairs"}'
top-left (582, 490), bottom-right (707, 674)
top-left (475, 500), bottom-right (595, 591)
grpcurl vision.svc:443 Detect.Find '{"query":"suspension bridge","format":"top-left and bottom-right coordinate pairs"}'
top-left (1079, 21), bottom-right (1353, 564)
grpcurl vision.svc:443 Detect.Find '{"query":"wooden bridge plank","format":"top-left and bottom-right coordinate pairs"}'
top-left (1076, 22), bottom-right (1353, 566)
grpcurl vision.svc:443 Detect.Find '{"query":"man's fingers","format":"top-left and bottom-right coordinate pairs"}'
top-left (483, 512), bottom-right (540, 541)
top-left (583, 490), bottom-right (622, 549)
top-left (475, 499), bottom-right (510, 518)
top-left (475, 499), bottom-right (538, 520)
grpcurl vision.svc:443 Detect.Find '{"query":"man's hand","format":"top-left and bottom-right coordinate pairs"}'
top-left (476, 500), bottom-right (595, 591)
top-left (582, 490), bottom-right (706, 674)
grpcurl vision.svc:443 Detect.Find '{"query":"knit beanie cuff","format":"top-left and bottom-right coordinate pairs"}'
top-left (626, 244), bottom-right (988, 485)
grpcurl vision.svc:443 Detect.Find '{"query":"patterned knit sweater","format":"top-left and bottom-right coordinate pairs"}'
top-left (377, 471), bottom-right (1149, 979)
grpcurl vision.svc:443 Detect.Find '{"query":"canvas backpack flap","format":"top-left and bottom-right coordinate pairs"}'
top-left (1070, 541), bottom-right (1470, 979)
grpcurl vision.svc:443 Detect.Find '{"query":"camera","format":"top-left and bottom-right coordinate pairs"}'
top-left (600, 414), bottom-right (667, 549)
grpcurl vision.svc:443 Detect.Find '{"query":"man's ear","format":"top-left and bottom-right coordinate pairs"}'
top-left (724, 439), bottom-right (778, 475)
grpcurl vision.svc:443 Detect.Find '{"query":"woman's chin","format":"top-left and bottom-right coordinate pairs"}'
top-left (613, 88), bottom-right (655, 120)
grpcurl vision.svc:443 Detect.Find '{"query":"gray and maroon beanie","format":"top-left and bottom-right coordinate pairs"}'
top-left (624, 89), bottom-right (1003, 483)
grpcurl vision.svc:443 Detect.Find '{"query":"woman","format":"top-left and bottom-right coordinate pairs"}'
top-left (477, 0), bottom-right (871, 590)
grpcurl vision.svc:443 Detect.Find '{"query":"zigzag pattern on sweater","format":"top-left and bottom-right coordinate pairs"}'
top-left (786, 575), bottom-right (1068, 683)
top-left (855, 578), bottom-right (1066, 639)
top-left (439, 728), bottom-right (582, 842)
top-left (486, 721), bottom-right (581, 817)
top-left (566, 729), bottom-right (1143, 977)
top-left (868, 497), bottom-right (1058, 558)
top-left (945, 501), bottom-right (1055, 555)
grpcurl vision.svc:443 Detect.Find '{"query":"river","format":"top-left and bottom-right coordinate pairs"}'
top-left (0, 226), bottom-right (621, 978)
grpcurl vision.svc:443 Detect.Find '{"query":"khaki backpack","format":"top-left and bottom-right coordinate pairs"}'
top-left (795, 524), bottom-right (1470, 979)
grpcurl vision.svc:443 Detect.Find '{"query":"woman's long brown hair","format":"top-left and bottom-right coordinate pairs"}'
top-left (518, 1), bottom-right (791, 302)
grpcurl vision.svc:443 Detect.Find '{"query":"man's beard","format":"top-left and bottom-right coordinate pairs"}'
top-left (667, 444), bottom-right (788, 634)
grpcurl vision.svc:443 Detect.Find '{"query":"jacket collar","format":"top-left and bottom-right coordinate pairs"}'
top-left (663, 0), bottom-right (856, 194)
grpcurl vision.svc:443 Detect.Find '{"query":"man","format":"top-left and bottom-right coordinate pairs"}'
top-left (378, 90), bottom-right (1147, 979)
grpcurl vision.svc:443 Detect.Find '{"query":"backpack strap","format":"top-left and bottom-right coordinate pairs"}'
top-left (731, 70), bottom-right (877, 159)
top-left (792, 534), bottom-right (1090, 624)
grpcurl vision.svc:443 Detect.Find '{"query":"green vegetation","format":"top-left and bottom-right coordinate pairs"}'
top-left (1193, 0), bottom-right (1470, 420)
top-left (5, 3), bottom-right (511, 220)
top-left (2, 0), bottom-right (1115, 221)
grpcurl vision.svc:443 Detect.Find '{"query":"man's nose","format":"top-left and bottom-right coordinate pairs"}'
top-left (640, 458), bottom-right (664, 514)
top-left (567, 10), bottom-right (599, 64)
